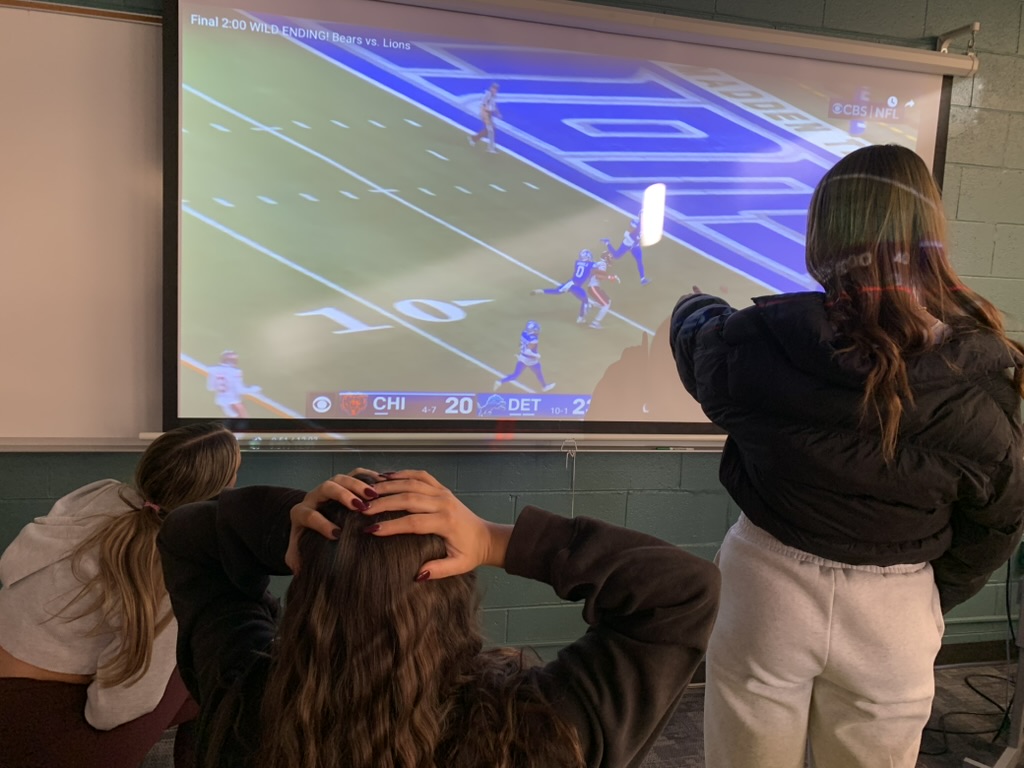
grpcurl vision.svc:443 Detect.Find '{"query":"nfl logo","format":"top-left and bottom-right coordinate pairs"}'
top-left (339, 394), bottom-right (368, 416)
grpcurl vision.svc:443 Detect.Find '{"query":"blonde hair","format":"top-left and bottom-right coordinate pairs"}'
top-left (66, 423), bottom-right (239, 686)
top-left (806, 144), bottom-right (1024, 460)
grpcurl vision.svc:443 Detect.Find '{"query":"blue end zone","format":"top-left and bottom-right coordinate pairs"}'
top-left (257, 13), bottom-right (852, 293)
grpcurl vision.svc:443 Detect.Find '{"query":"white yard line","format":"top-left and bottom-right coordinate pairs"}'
top-left (182, 84), bottom-right (654, 335)
top-left (183, 204), bottom-right (536, 388)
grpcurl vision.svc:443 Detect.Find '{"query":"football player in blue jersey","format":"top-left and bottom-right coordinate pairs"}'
top-left (494, 320), bottom-right (556, 392)
top-left (531, 249), bottom-right (596, 324)
top-left (602, 217), bottom-right (650, 285)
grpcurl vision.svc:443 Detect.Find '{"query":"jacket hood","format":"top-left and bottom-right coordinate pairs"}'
top-left (0, 480), bottom-right (137, 587)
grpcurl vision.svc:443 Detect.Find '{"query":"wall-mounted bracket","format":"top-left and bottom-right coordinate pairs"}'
top-left (937, 21), bottom-right (980, 56)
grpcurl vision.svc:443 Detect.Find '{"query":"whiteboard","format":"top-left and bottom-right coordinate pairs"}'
top-left (0, 5), bottom-right (161, 447)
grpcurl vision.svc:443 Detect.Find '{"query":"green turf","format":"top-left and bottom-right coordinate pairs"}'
top-left (178, 14), bottom-right (767, 420)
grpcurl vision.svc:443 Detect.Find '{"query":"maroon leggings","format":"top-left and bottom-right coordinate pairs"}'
top-left (0, 668), bottom-right (198, 768)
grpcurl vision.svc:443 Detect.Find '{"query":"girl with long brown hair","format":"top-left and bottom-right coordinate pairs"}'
top-left (157, 469), bottom-right (721, 768)
top-left (0, 422), bottom-right (240, 768)
top-left (670, 143), bottom-right (1024, 767)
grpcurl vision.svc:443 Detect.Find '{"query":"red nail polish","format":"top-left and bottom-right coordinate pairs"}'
top-left (352, 498), bottom-right (369, 511)
top-left (364, 524), bottom-right (380, 534)
top-left (415, 570), bottom-right (430, 582)
top-left (331, 527), bottom-right (341, 539)
top-left (363, 488), bottom-right (379, 499)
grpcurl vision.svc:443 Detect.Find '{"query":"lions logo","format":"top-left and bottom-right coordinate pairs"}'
top-left (339, 393), bottom-right (368, 416)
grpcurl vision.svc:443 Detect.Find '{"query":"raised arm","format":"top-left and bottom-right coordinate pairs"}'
top-left (158, 473), bottom-right (383, 703)
top-left (157, 486), bottom-right (304, 704)
top-left (509, 507), bottom-right (720, 768)
top-left (342, 470), bottom-right (721, 767)
top-left (668, 291), bottom-right (735, 401)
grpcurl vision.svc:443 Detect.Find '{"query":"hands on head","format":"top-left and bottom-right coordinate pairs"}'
top-left (286, 469), bottom-right (512, 581)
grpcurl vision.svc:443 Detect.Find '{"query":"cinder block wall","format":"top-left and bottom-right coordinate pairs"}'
top-left (1, 0), bottom-right (1021, 651)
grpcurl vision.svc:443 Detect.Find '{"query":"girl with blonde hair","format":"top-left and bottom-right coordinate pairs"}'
top-left (0, 422), bottom-right (241, 768)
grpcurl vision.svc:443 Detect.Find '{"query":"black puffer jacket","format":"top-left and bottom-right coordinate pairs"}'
top-left (671, 291), bottom-right (1024, 612)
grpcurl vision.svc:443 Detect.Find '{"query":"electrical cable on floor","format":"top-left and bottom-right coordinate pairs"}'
top-left (919, 676), bottom-right (1012, 756)
top-left (918, 559), bottom-right (1018, 758)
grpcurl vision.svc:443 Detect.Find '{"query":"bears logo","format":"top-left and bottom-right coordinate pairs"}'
top-left (339, 393), bottom-right (368, 416)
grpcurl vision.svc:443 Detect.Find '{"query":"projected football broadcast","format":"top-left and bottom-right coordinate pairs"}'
top-left (169, 0), bottom-right (946, 436)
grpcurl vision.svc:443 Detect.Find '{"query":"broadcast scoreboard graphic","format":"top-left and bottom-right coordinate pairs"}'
top-left (176, 4), bottom-right (934, 424)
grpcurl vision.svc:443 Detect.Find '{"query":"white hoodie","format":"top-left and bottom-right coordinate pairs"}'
top-left (0, 480), bottom-right (177, 729)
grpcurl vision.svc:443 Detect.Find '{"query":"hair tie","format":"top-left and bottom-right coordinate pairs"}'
top-left (142, 501), bottom-right (162, 513)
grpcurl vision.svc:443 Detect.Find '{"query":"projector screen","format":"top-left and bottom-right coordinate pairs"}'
top-left (164, 0), bottom-right (952, 446)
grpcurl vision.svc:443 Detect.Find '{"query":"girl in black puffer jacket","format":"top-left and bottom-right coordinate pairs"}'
top-left (671, 144), bottom-right (1024, 768)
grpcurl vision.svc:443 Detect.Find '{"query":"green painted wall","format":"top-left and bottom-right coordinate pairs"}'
top-left (2, 0), bottom-right (1021, 649)
top-left (0, 445), bottom-right (1016, 650)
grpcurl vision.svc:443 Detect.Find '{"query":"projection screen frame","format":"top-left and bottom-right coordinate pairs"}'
top-left (163, 0), bottom-right (967, 451)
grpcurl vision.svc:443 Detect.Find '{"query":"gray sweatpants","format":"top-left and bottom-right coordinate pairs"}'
top-left (704, 514), bottom-right (944, 768)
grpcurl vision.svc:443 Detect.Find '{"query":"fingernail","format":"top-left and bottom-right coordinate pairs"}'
top-left (364, 524), bottom-right (380, 534)
top-left (352, 498), bottom-right (369, 511)
top-left (363, 488), bottom-right (379, 499)
top-left (331, 527), bottom-right (341, 540)
top-left (415, 570), bottom-right (430, 582)
top-left (380, 471), bottom-right (397, 478)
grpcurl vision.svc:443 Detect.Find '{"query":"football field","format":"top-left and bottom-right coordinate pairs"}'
top-left (177, 8), bottom-right (918, 421)
top-left (179, 18), bottom-right (775, 419)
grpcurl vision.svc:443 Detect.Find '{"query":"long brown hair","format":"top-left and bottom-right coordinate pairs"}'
top-left (66, 422), bottom-right (239, 686)
top-left (805, 144), bottom-right (1024, 460)
top-left (247, 503), bottom-right (584, 768)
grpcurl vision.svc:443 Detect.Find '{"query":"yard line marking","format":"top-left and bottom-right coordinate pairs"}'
top-left (182, 128), bottom-right (189, 134)
top-left (210, 123), bottom-right (230, 132)
top-left (292, 120), bottom-right (311, 129)
top-left (330, 120), bottom-right (349, 128)
top-left (183, 204), bottom-right (537, 389)
top-left (453, 300), bottom-right (491, 307)
top-left (427, 149), bottom-right (448, 161)
top-left (339, 190), bottom-right (359, 199)
top-left (455, 186), bottom-right (472, 194)
top-left (489, 184), bottom-right (506, 192)
top-left (182, 84), bottom-right (655, 335)
top-left (405, 119), bottom-right (422, 127)
top-left (299, 193), bottom-right (319, 201)
top-left (368, 119), bottom-right (386, 128)
top-left (418, 187), bottom-right (436, 196)
top-left (523, 182), bottom-right (539, 190)
top-left (264, 31), bottom-right (779, 293)
top-left (251, 126), bottom-right (281, 132)
top-left (258, 196), bottom-right (278, 205)
top-left (213, 197), bottom-right (234, 207)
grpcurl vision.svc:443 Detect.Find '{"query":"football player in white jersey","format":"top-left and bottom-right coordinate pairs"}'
top-left (206, 350), bottom-right (261, 418)
top-left (468, 83), bottom-right (502, 153)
